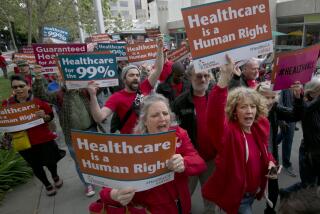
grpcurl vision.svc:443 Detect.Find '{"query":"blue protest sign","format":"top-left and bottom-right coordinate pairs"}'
top-left (43, 26), bottom-right (69, 43)
top-left (58, 52), bottom-right (118, 89)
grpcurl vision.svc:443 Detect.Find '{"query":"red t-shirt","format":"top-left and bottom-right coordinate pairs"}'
top-left (193, 95), bottom-right (214, 161)
top-left (0, 56), bottom-right (6, 68)
top-left (245, 132), bottom-right (263, 193)
top-left (105, 80), bottom-right (153, 134)
top-left (246, 80), bottom-right (257, 89)
top-left (171, 82), bottom-right (183, 98)
top-left (2, 98), bottom-right (56, 145)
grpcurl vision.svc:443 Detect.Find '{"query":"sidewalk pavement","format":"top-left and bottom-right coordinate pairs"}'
top-left (0, 145), bottom-right (100, 214)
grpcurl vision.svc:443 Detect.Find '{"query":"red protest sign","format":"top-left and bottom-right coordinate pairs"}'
top-left (125, 41), bottom-right (157, 64)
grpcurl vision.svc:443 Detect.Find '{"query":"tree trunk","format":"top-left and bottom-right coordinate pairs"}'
top-left (8, 21), bottom-right (17, 51)
top-left (27, 0), bottom-right (33, 45)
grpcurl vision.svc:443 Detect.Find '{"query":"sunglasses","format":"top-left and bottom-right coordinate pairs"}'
top-left (196, 74), bottom-right (210, 80)
top-left (12, 84), bottom-right (26, 89)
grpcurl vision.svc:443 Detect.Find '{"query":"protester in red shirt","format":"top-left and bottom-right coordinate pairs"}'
top-left (229, 58), bottom-right (260, 90)
top-left (87, 35), bottom-right (164, 134)
top-left (89, 94), bottom-right (206, 214)
top-left (172, 63), bottom-right (216, 213)
top-left (16, 60), bottom-right (33, 86)
top-left (0, 51), bottom-right (8, 78)
top-left (159, 48), bottom-right (173, 82)
top-left (202, 55), bottom-right (276, 214)
top-left (2, 75), bottom-right (64, 196)
top-left (157, 61), bottom-right (190, 106)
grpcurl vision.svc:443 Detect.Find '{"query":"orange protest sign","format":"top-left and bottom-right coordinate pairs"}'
top-left (14, 53), bottom-right (36, 65)
top-left (125, 41), bottom-right (157, 64)
top-left (0, 101), bottom-right (44, 132)
top-left (182, 0), bottom-right (273, 71)
top-left (71, 130), bottom-right (176, 191)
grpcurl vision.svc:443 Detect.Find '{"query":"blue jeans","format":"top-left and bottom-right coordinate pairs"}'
top-left (238, 194), bottom-right (255, 214)
top-left (66, 126), bottom-right (98, 187)
top-left (277, 122), bottom-right (295, 168)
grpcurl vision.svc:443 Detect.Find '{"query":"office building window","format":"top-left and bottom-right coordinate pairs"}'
top-left (135, 0), bottom-right (142, 10)
top-left (119, 1), bottom-right (128, 7)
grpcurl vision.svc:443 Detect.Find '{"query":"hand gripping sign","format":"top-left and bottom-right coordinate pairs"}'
top-left (58, 52), bottom-right (119, 89)
top-left (71, 130), bottom-right (176, 192)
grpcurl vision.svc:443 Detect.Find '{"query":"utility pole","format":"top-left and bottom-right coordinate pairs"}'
top-left (73, 0), bottom-right (85, 42)
top-left (93, 0), bottom-right (105, 34)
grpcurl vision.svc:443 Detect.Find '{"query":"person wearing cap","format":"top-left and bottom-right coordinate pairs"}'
top-left (87, 35), bottom-right (164, 134)
top-left (16, 59), bottom-right (32, 86)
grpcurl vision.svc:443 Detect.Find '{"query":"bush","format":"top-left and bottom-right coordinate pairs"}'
top-left (0, 149), bottom-right (33, 201)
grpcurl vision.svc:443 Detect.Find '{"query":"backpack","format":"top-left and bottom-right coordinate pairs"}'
top-left (110, 91), bottom-right (143, 133)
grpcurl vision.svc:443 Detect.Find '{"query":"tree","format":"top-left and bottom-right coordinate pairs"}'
top-left (0, 0), bottom-right (114, 46)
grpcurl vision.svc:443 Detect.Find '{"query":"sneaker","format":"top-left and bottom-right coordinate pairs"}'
top-left (53, 176), bottom-right (63, 189)
top-left (46, 185), bottom-right (57, 196)
top-left (283, 166), bottom-right (297, 177)
top-left (85, 185), bottom-right (95, 197)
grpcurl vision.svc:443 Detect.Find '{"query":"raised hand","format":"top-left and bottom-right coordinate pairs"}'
top-left (87, 81), bottom-right (100, 96)
top-left (218, 54), bottom-right (236, 88)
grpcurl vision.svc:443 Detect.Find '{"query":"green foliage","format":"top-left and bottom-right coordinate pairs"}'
top-left (0, 74), bottom-right (11, 102)
top-left (0, 0), bottom-right (114, 43)
top-left (0, 149), bottom-right (33, 201)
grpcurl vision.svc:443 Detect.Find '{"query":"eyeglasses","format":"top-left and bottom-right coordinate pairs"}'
top-left (196, 74), bottom-right (210, 80)
top-left (12, 84), bottom-right (26, 89)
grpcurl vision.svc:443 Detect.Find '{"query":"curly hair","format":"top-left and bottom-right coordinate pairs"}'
top-left (226, 87), bottom-right (268, 121)
top-left (133, 93), bottom-right (177, 134)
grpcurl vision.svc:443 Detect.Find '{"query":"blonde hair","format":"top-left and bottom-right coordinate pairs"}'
top-left (226, 87), bottom-right (268, 121)
top-left (134, 93), bottom-right (176, 134)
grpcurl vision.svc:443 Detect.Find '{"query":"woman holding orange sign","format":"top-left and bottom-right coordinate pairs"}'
top-left (89, 94), bottom-right (206, 214)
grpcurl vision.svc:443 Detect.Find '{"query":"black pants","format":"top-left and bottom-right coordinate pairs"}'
top-left (30, 162), bottom-right (58, 187)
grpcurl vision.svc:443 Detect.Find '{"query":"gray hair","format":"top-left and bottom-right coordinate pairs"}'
top-left (121, 65), bottom-right (140, 80)
top-left (305, 77), bottom-right (320, 98)
top-left (134, 93), bottom-right (177, 134)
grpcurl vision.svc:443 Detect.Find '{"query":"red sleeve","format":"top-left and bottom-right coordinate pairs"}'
top-left (34, 98), bottom-right (52, 114)
top-left (99, 187), bottom-right (122, 207)
top-left (175, 127), bottom-right (207, 176)
top-left (139, 79), bottom-right (153, 95)
top-left (206, 85), bottom-right (229, 152)
top-left (105, 93), bottom-right (118, 112)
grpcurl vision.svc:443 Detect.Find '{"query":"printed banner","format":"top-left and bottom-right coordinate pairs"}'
top-left (145, 28), bottom-right (161, 38)
top-left (58, 52), bottom-right (118, 89)
top-left (14, 53), bottom-right (36, 65)
top-left (272, 44), bottom-right (320, 90)
top-left (0, 102), bottom-right (44, 132)
top-left (167, 45), bottom-right (190, 62)
top-left (181, 0), bottom-right (273, 72)
top-left (86, 34), bottom-right (111, 43)
top-left (125, 41), bottom-right (157, 65)
top-left (43, 26), bottom-right (69, 43)
top-left (71, 130), bottom-right (176, 192)
top-left (32, 44), bottom-right (87, 73)
top-left (21, 46), bottom-right (34, 54)
top-left (97, 43), bottom-right (128, 61)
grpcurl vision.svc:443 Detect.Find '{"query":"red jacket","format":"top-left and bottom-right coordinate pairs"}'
top-left (2, 96), bottom-right (56, 145)
top-left (202, 86), bottom-right (274, 214)
top-left (98, 126), bottom-right (206, 214)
